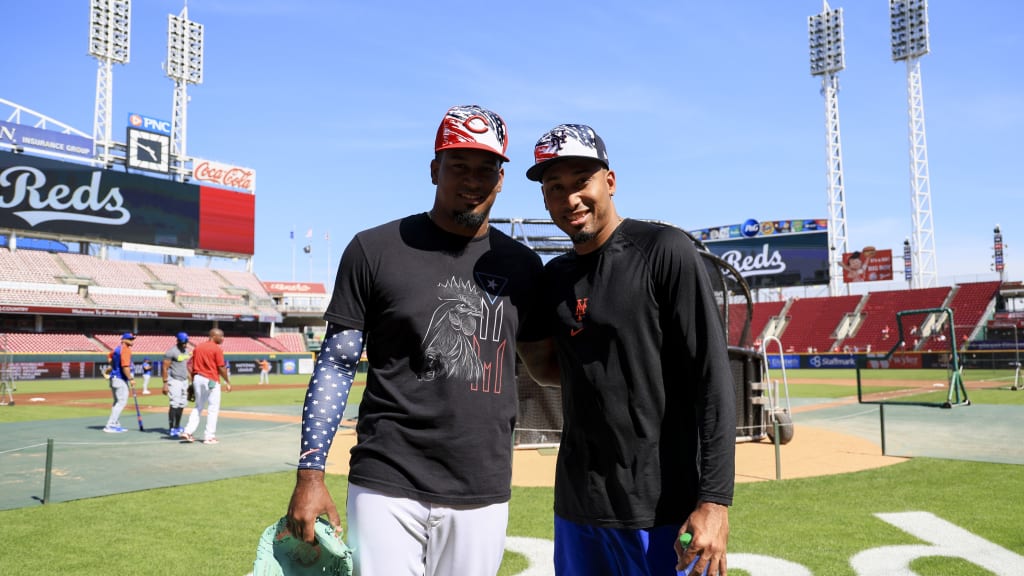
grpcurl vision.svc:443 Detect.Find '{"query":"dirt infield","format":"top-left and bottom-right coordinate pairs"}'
top-left (11, 385), bottom-right (907, 487)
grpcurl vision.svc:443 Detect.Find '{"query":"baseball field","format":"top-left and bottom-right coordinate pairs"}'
top-left (1, 368), bottom-right (1022, 575)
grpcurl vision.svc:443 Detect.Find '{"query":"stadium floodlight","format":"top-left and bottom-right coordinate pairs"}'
top-left (809, 1), bottom-right (848, 297)
top-left (891, 0), bottom-right (937, 288)
top-left (167, 7), bottom-right (205, 180)
top-left (89, 0), bottom-right (130, 63)
top-left (89, 0), bottom-right (131, 164)
top-left (890, 0), bottom-right (929, 61)
top-left (808, 4), bottom-right (844, 76)
top-left (167, 10), bottom-right (204, 84)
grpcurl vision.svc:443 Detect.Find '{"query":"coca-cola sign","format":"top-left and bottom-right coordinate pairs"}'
top-left (191, 158), bottom-right (255, 192)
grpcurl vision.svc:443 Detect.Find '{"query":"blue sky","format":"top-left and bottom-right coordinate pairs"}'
top-left (5, 1), bottom-right (1021, 290)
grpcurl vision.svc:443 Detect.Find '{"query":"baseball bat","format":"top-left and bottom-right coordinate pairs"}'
top-left (130, 382), bottom-right (145, 431)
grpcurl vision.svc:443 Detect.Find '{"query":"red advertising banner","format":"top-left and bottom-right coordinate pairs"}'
top-left (263, 281), bottom-right (327, 295)
top-left (841, 247), bottom-right (894, 283)
top-left (198, 185), bottom-right (255, 255)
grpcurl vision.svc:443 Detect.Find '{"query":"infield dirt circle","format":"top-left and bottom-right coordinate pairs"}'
top-left (12, 381), bottom-right (915, 486)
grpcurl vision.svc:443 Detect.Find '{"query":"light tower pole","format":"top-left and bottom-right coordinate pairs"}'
top-left (167, 4), bottom-right (204, 182)
top-left (88, 0), bottom-right (131, 165)
top-left (891, 0), bottom-right (937, 288)
top-left (809, 1), bottom-right (848, 297)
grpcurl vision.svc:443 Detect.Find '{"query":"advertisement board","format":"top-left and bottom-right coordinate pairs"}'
top-left (191, 158), bottom-right (256, 192)
top-left (701, 230), bottom-right (830, 289)
top-left (0, 151), bottom-right (254, 255)
top-left (0, 120), bottom-right (93, 158)
top-left (841, 247), bottom-right (894, 282)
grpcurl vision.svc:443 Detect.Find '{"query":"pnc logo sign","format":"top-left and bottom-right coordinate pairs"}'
top-left (127, 113), bottom-right (171, 135)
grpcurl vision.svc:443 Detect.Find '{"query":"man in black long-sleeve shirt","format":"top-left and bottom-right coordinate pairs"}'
top-left (527, 123), bottom-right (736, 576)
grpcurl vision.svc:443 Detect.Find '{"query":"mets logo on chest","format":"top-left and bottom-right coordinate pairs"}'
top-left (571, 298), bottom-right (588, 337)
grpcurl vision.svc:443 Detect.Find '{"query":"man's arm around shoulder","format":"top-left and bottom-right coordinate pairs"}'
top-left (517, 337), bottom-right (560, 387)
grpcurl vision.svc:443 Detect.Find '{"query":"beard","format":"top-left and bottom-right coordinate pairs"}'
top-left (570, 230), bottom-right (596, 245)
top-left (453, 209), bottom-right (488, 230)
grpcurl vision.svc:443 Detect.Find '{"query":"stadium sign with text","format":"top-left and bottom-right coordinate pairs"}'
top-left (0, 119), bottom-right (93, 159)
top-left (191, 158), bottom-right (256, 192)
top-left (0, 150), bottom-right (254, 255)
top-left (127, 112), bottom-right (171, 135)
top-left (693, 219), bottom-right (830, 289)
top-left (841, 247), bottom-right (894, 283)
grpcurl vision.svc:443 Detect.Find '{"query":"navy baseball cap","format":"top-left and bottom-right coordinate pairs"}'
top-left (526, 123), bottom-right (609, 182)
top-left (121, 332), bottom-right (136, 340)
top-left (176, 332), bottom-right (190, 343)
top-left (434, 105), bottom-right (510, 162)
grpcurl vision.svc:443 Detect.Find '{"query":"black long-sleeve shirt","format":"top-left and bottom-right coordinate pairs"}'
top-left (543, 219), bottom-right (736, 529)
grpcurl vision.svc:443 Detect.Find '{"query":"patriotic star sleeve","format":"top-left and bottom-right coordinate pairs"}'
top-left (297, 324), bottom-right (363, 471)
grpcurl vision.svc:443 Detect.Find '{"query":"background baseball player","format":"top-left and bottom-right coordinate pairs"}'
top-left (162, 331), bottom-right (192, 437)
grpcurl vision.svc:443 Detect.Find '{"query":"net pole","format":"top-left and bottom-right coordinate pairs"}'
top-left (43, 438), bottom-right (54, 504)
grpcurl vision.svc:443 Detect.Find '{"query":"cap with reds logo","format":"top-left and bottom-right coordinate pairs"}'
top-left (434, 105), bottom-right (510, 162)
top-left (526, 123), bottom-right (609, 182)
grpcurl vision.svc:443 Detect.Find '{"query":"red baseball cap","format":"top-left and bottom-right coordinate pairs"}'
top-left (434, 105), bottom-right (510, 162)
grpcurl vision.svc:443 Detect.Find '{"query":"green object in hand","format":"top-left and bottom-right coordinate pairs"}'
top-left (679, 532), bottom-right (693, 547)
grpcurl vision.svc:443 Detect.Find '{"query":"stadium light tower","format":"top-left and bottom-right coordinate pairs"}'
top-left (809, 1), bottom-right (848, 297)
top-left (891, 0), bottom-right (937, 288)
top-left (167, 5), bottom-right (204, 181)
top-left (88, 0), bottom-right (131, 165)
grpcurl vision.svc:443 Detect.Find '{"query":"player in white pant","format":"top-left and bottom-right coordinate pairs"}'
top-left (181, 328), bottom-right (231, 444)
top-left (183, 374), bottom-right (222, 441)
top-left (346, 483), bottom-right (509, 576)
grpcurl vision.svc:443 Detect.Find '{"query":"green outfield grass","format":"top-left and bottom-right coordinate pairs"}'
top-left (0, 458), bottom-right (1020, 575)
top-left (2, 373), bottom-right (1023, 574)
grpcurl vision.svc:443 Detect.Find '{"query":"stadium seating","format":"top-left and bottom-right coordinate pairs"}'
top-left (88, 291), bottom-right (183, 312)
top-left (145, 262), bottom-right (230, 295)
top-left (57, 253), bottom-right (153, 290)
top-left (918, 281), bottom-right (1002, 350)
top-left (0, 248), bottom-right (67, 283)
top-left (272, 332), bottom-right (310, 353)
top-left (838, 287), bottom-right (950, 352)
top-left (0, 332), bottom-right (105, 353)
top-left (217, 269), bottom-right (274, 298)
top-left (0, 287), bottom-right (88, 308)
top-left (777, 295), bottom-right (861, 353)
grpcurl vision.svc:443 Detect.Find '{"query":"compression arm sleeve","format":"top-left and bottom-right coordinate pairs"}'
top-left (297, 324), bottom-right (364, 471)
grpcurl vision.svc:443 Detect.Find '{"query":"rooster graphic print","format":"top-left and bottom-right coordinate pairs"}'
top-left (417, 274), bottom-right (508, 393)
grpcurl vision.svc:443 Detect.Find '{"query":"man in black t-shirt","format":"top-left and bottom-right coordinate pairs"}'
top-left (527, 124), bottom-right (736, 576)
top-left (284, 105), bottom-right (558, 576)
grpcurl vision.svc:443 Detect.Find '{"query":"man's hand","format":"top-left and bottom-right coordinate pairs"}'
top-left (517, 338), bottom-right (560, 387)
top-left (286, 469), bottom-right (342, 544)
top-left (675, 501), bottom-right (729, 576)
top-left (161, 382), bottom-right (169, 396)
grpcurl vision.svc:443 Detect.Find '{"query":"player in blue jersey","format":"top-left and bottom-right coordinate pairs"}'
top-left (103, 332), bottom-right (137, 433)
